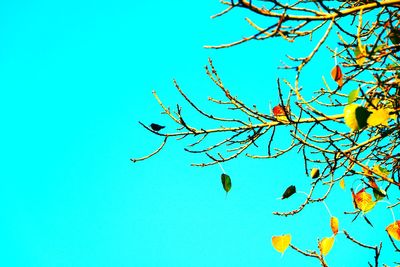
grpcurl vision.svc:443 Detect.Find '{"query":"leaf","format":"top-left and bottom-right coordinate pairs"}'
top-left (372, 164), bottom-right (390, 178)
top-left (348, 88), bottom-right (359, 104)
top-left (365, 98), bottom-right (380, 111)
top-left (367, 108), bottom-right (390, 127)
top-left (373, 187), bottom-right (386, 201)
top-left (344, 104), bottom-right (370, 131)
top-left (310, 168), bottom-right (320, 179)
top-left (221, 173), bottom-right (231, 193)
top-left (369, 179), bottom-right (378, 189)
top-left (373, 44), bottom-right (385, 54)
top-left (339, 178), bottom-right (345, 190)
top-left (355, 44), bottom-right (367, 66)
top-left (389, 28), bottom-right (400, 45)
top-left (330, 65), bottom-right (343, 86)
top-left (353, 189), bottom-right (376, 213)
top-left (354, 106), bottom-right (370, 129)
top-left (281, 185), bottom-right (296, 199)
top-left (273, 105), bottom-right (285, 116)
top-left (386, 220), bottom-right (400, 240)
top-left (330, 217), bottom-right (339, 235)
top-left (318, 237), bottom-right (335, 256)
top-left (271, 234), bottom-right (291, 254)
top-left (272, 105), bottom-right (289, 123)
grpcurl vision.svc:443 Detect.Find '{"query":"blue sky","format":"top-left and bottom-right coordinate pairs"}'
top-left (0, 1), bottom-right (398, 266)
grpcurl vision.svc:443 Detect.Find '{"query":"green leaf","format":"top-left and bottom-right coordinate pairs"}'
top-left (373, 44), bottom-right (385, 54)
top-left (373, 165), bottom-right (390, 177)
top-left (281, 185), bottom-right (296, 199)
top-left (221, 173), bottom-right (231, 193)
top-left (348, 88), bottom-right (359, 104)
top-left (373, 188), bottom-right (386, 201)
top-left (355, 106), bottom-right (370, 129)
top-left (389, 28), bottom-right (400, 45)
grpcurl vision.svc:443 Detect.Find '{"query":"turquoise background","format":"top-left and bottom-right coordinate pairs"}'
top-left (0, 1), bottom-right (398, 266)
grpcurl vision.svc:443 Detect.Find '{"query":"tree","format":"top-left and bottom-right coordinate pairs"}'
top-left (133, 1), bottom-right (400, 266)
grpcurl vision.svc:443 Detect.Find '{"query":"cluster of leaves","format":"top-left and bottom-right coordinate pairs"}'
top-left (134, 0), bottom-right (400, 266)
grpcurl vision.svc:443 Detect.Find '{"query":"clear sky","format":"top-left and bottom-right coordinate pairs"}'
top-left (0, 1), bottom-right (398, 266)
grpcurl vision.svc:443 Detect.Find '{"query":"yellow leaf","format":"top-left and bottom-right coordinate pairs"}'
top-left (355, 44), bottom-right (367, 66)
top-left (330, 217), bottom-right (339, 235)
top-left (353, 189), bottom-right (376, 213)
top-left (372, 164), bottom-right (389, 178)
top-left (365, 98), bottom-right (380, 111)
top-left (386, 220), bottom-right (400, 240)
top-left (339, 178), bottom-right (345, 190)
top-left (389, 108), bottom-right (398, 120)
top-left (319, 236), bottom-right (335, 256)
top-left (343, 104), bottom-right (369, 131)
top-left (271, 234), bottom-right (291, 254)
top-left (367, 108), bottom-right (390, 127)
top-left (310, 168), bottom-right (320, 179)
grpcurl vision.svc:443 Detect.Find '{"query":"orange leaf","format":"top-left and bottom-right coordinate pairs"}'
top-left (386, 220), bottom-right (400, 240)
top-left (330, 65), bottom-right (343, 86)
top-left (272, 105), bottom-right (289, 123)
top-left (319, 236), bottom-right (335, 256)
top-left (353, 189), bottom-right (376, 212)
top-left (339, 178), bottom-right (345, 190)
top-left (330, 217), bottom-right (339, 235)
top-left (272, 105), bottom-right (285, 116)
top-left (271, 234), bottom-right (291, 254)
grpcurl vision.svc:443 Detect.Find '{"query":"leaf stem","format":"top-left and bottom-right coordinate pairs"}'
top-left (218, 162), bottom-right (226, 174)
top-left (323, 201), bottom-right (333, 217)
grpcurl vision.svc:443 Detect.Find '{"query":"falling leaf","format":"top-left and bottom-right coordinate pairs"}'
top-left (281, 185), bottom-right (296, 199)
top-left (330, 65), bottom-right (343, 86)
top-left (347, 88), bottom-right (359, 104)
top-left (353, 189), bottom-right (376, 213)
top-left (221, 173), bottom-right (232, 193)
top-left (271, 234), bottom-right (291, 254)
top-left (367, 108), bottom-right (390, 127)
top-left (386, 220), bottom-right (400, 240)
top-left (330, 217), bottom-right (339, 235)
top-left (339, 178), bottom-right (345, 190)
top-left (344, 104), bottom-right (370, 131)
top-left (310, 168), bottom-right (320, 179)
top-left (319, 237), bottom-right (335, 256)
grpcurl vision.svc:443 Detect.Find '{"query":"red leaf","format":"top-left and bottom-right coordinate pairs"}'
top-left (273, 105), bottom-right (286, 116)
